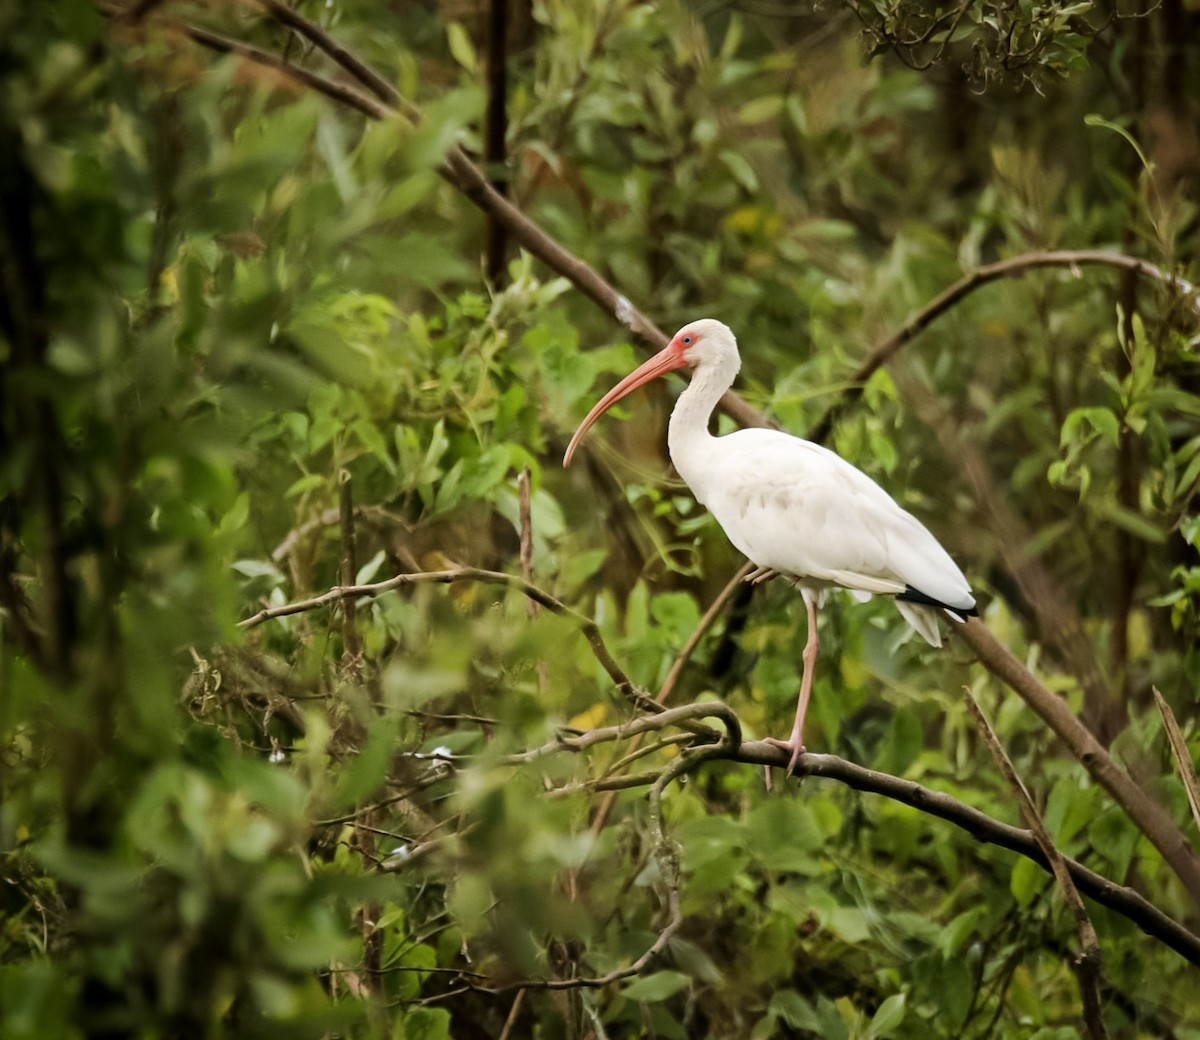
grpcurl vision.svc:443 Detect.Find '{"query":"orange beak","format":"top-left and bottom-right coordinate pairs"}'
top-left (563, 343), bottom-right (689, 466)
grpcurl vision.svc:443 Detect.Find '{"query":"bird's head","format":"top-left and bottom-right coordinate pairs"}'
top-left (667, 318), bottom-right (738, 371)
top-left (563, 318), bottom-right (738, 466)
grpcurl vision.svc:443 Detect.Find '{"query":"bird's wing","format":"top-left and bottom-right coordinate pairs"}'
top-left (697, 431), bottom-right (975, 610)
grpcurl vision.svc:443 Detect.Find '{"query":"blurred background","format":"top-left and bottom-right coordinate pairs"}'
top-left (2, 1), bottom-right (1199, 1037)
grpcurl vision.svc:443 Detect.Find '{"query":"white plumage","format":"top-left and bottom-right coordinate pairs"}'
top-left (564, 318), bottom-right (976, 768)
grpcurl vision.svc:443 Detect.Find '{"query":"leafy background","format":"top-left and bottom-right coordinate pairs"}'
top-left (3, 1), bottom-right (1200, 1037)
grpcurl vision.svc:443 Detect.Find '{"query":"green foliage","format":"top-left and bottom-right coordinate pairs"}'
top-left (3, 0), bottom-right (1200, 1038)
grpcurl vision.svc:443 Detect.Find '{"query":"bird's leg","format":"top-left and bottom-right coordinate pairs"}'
top-left (765, 589), bottom-right (820, 774)
top-left (744, 565), bottom-right (780, 585)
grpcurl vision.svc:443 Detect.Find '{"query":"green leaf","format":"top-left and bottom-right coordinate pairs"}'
top-left (823, 906), bottom-right (872, 944)
top-left (356, 549), bottom-right (387, 585)
top-left (867, 993), bottom-right (906, 1038)
top-left (446, 22), bottom-right (477, 73)
top-left (622, 970), bottom-right (691, 1002)
top-left (769, 990), bottom-right (822, 1031)
top-left (1010, 854), bottom-right (1047, 906)
top-left (1061, 406), bottom-right (1119, 447)
top-left (719, 149), bottom-right (759, 192)
top-left (332, 721), bottom-right (396, 807)
top-left (285, 472), bottom-right (325, 498)
top-left (746, 798), bottom-right (825, 872)
top-left (938, 906), bottom-right (987, 957)
top-left (397, 1007), bottom-right (452, 1040)
top-left (738, 96), bottom-right (783, 124)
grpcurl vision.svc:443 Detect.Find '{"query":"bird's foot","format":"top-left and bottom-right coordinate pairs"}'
top-left (764, 736), bottom-right (807, 776)
top-left (744, 566), bottom-right (780, 585)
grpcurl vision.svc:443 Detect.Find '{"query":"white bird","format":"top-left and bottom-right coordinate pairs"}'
top-left (564, 319), bottom-right (976, 770)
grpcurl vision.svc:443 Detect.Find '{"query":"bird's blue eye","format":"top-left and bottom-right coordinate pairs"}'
top-left (682, 336), bottom-right (692, 344)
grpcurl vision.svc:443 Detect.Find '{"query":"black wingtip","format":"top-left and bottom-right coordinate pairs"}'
top-left (896, 584), bottom-right (979, 622)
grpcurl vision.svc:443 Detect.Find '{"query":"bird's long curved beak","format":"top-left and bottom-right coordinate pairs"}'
top-left (563, 344), bottom-right (688, 466)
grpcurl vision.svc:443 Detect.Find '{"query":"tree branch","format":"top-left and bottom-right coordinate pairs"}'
top-left (103, 0), bottom-right (774, 434)
top-left (735, 741), bottom-right (1200, 968)
top-left (502, 701), bottom-right (741, 765)
top-left (337, 469), bottom-right (362, 676)
top-left (927, 398), bottom-right (1120, 741)
top-left (960, 617), bottom-right (1200, 904)
top-left (240, 565), bottom-right (641, 698)
top-left (101, 4), bottom-right (394, 120)
top-left (405, 710), bottom-right (1200, 973)
top-left (965, 691), bottom-right (1110, 1040)
top-left (1155, 688), bottom-right (1200, 836)
top-left (808, 249), bottom-right (1200, 443)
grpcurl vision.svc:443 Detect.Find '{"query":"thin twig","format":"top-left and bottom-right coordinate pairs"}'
top-left (338, 469), bottom-right (362, 675)
top-left (502, 702), bottom-right (740, 765)
top-left (497, 988), bottom-right (526, 1040)
top-left (964, 691), bottom-right (1109, 1040)
top-left (960, 617), bottom-right (1200, 904)
top-left (1154, 687), bottom-right (1200, 836)
top-left (518, 467), bottom-right (536, 617)
top-left (657, 561), bottom-right (756, 706)
top-left (252, 0), bottom-right (409, 111)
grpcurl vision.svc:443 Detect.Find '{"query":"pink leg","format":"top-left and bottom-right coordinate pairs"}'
top-left (765, 589), bottom-right (819, 773)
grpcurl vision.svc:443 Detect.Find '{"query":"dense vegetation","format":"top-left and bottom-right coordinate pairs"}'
top-left (3, 1), bottom-right (1200, 1037)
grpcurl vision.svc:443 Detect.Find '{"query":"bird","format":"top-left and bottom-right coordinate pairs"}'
top-left (563, 318), bottom-right (977, 771)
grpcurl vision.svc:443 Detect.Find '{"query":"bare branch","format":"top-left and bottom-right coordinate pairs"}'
top-left (926, 401), bottom-right (1120, 741)
top-left (965, 691), bottom-right (1109, 1040)
top-left (518, 467), bottom-right (536, 616)
top-left (585, 562), bottom-right (755, 847)
top-left (239, 565), bottom-right (638, 697)
top-left (809, 250), bottom-right (1200, 444)
top-left (403, 722), bottom-right (1200, 975)
top-left (252, 0), bottom-right (409, 112)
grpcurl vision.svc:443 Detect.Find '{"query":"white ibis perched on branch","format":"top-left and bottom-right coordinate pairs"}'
top-left (563, 319), bottom-right (977, 770)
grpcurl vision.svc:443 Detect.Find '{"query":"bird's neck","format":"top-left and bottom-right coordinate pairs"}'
top-left (667, 356), bottom-right (737, 497)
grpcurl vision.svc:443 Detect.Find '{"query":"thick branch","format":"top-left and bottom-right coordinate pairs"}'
top-left (733, 741), bottom-right (1200, 968)
top-left (417, 719), bottom-right (1200, 972)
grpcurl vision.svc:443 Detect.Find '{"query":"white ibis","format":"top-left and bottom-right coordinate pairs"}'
top-left (563, 319), bottom-right (976, 770)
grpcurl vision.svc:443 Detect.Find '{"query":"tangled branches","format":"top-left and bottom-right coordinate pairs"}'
top-left (227, 564), bottom-right (1200, 989)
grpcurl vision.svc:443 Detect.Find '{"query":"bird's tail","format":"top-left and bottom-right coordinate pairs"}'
top-left (895, 600), bottom-right (943, 648)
